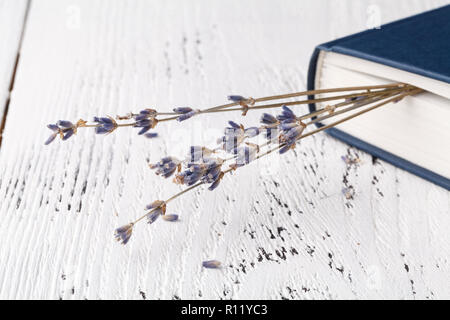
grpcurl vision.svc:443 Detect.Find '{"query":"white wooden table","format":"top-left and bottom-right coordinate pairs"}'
top-left (0, 0), bottom-right (449, 300)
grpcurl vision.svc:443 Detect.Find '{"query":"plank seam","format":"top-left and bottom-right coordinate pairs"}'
top-left (0, 0), bottom-right (31, 148)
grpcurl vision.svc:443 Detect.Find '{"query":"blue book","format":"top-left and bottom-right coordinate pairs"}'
top-left (307, 5), bottom-right (450, 190)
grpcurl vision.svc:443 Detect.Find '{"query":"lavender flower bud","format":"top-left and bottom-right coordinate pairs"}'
top-left (114, 223), bottom-right (134, 245)
top-left (144, 132), bottom-right (158, 139)
top-left (202, 260), bottom-right (221, 268)
top-left (276, 105), bottom-right (296, 121)
top-left (279, 144), bottom-right (292, 154)
top-left (146, 211), bottom-right (160, 224)
top-left (261, 113), bottom-right (278, 125)
top-left (44, 132), bottom-right (58, 145)
top-left (177, 109), bottom-right (199, 122)
top-left (173, 107), bottom-right (193, 114)
top-left (93, 116), bottom-right (117, 134)
top-left (62, 129), bottom-right (74, 140)
top-left (228, 121), bottom-right (240, 129)
top-left (227, 95), bottom-right (246, 102)
top-left (145, 200), bottom-right (165, 210)
top-left (57, 120), bottom-right (73, 128)
top-left (162, 214), bottom-right (179, 222)
top-left (47, 124), bottom-right (59, 131)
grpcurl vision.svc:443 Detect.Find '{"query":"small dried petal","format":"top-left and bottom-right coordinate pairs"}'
top-left (47, 124), bottom-right (59, 131)
top-left (261, 113), bottom-right (278, 125)
top-left (162, 214), bottom-right (179, 222)
top-left (202, 260), bottom-right (221, 269)
top-left (44, 132), bottom-right (58, 145)
top-left (277, 105), bottom-right (296, 121)
top-left (57, 120), bottom-right (73, 128)
top-left (95, 126), bottom-right (111, 134)
top-left (228, 121), bottom-right (240, 129)
top-left (138, 126), bottom-right (151, 135)
top-left (227, 95), bottom-right (246, 102)
top-left (279, 144), bottom-right (293, 154)
top-left (144, 132), bottom-right (158, 139)
top-left (62, 129), bottom-right (74, 140)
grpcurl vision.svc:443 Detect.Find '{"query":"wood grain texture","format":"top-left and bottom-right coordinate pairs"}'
top-left (0, 0), bottom-right (449, 299)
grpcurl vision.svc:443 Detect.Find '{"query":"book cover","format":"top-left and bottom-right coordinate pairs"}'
top-left (307, 5), bottom-right (450, 190)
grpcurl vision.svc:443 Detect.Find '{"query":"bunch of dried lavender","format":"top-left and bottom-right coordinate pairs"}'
top-left (45, 83), bottom-right (422, 244)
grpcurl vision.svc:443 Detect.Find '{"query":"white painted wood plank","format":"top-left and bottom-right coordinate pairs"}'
top-left (0, 0), bottom-right (28, 139)
top-left (0, 0), bottom-right (449, 299)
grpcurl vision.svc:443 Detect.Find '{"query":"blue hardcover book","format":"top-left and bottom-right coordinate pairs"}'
top-left (307, 5), bottom-right (450, 190)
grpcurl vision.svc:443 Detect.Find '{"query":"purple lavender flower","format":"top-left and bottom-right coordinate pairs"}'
top-left (227, 121), bottom-right (241, 129)
top-left (45, 119), bottom-right (86, 144)
top-left (227, 95), bottom-right (246, 102)
top-left (44, 124), bottom-right (60, 145)
top-left (208, 176), bottom-right (223, 191)
top-left (57, 120), bottom-right (73, 128)
top-left (145, 200), bottom-right (165, 211)
top-left (134, 108), bottom-right (157, 121)
top-left (173, 107), bottom-right (193, 114)
top-left (147, 211), bottom-right (160, 224)
top-left (279, 125), bottom-right (304, 154)
top-left (134, 117), bottom-right (158, 135)
top-left (260, 113), bottom-right (278, 125)
top-left (177, 109), bottom-right (199, 122)
top-left (149, 157), bottom-right (180, 178)
top-left (114, 223), bottom-right (134, 245)
top-left (202, 260), bottom-right (221, 269)
top-left (93, 116), bottom-right (116, 134)
top-left (276, 105), bottom-right (296, 122)
top-left (145, 200), bottom-right (166, 224)
top-left (57, 120), bottom-right (75, 141)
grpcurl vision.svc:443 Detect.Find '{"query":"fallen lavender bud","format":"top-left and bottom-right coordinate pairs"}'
top-left (202, 260), bottom-right (221, 269)
top-left (162, 214), bottom-right (179, 222)
top-left (144, 132), bottom-right (158, 139)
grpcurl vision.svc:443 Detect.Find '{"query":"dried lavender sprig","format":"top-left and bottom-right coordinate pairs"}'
top-left (46, 84), bottom-right (410, 144)
top-left (115, 86), bottom-right (423, 244)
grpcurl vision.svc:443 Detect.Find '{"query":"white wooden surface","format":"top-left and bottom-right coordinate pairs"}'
top-left (0, 0), bottom-right (449, 300)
